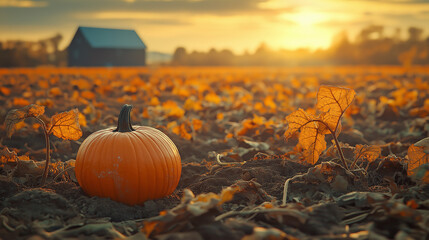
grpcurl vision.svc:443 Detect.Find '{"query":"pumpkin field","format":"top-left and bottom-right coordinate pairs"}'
top-left (1, 66), bottom-right (429, 239)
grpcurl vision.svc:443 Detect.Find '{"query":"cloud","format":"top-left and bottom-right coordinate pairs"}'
top-left (0, 0), bottom-right (47, 7)
top-left (44, 0), bottom-right (293, 16)
top-left (77, 11), bottom-right (192, 25)
top-left (346, 0), bottom-right (429, 3)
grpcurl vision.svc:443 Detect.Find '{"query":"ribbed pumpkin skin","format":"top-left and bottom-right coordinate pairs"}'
top-left (75, 126), bottom-right (181, 205)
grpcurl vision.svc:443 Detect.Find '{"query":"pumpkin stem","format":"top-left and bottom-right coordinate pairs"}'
top-left (114, 104), bottom-right (135, 132)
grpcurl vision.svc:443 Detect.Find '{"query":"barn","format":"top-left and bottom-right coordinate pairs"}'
top-left (67, 26), bottom-right (147, 67)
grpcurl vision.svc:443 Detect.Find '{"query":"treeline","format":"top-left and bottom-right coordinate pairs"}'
top-left (1, 25), bottom-right (428, 67)
top-left (0, 34), bottom-right (66, 67)
top-left (171, 25), bottom-right (429, 66)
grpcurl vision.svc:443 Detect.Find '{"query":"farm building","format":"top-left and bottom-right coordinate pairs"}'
top-left (67, 26), bottom-right (147, 67)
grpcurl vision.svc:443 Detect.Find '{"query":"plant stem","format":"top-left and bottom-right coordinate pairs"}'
top-left (350, 158), bottom-right (358, 169)
top-left (313, 119), bottom-right (349, 170)
top-left (331, 131), bottom-right (349, 170)
top-left (35, 117), bottom-right (50, 186)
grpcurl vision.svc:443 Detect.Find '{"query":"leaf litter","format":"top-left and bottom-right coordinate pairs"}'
top-left (0, 67), bottom-right (429, 239)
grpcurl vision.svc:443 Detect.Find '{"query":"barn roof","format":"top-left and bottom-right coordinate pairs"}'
top-left (78, 26), bottom-right (146, 49)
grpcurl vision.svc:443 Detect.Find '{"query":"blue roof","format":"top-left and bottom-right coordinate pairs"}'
top-left (78, 26), bottom-right (146, 49)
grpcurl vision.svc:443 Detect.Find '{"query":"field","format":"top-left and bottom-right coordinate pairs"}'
top-left (1, 66), bottom-right (429, 239)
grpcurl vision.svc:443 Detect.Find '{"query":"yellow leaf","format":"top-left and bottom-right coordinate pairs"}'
top-left (71, 79), bottom-right (92, 90)
top-left (192, 119), bottom-right (203, 132)
top-left (13, 98), bottom-right (30, 106)
top-left (5, 104), bottom-right (45, 137)
top-left (299, 124), bottom-right (327, 164)
top-left (354, 144), bottom-right (381, 162)
top-left (49, 87), bottom-right (62, 97)
top-left (218, 185), bottom-right (241, 205)
top-left (285, 109), bottom-right (327, 164)
top-left (284, 108), bottom-right (314, 139)
top-left (48, 109), bottom-right (82, 140)
top-left (78, 112), bottom-right (87, 127)
top-left (204, 92), bottom-right (221, 104)
top-left (408, 137), bottom-right (429, 176)
top-left (162, 101), bottom-right (185, 118)
top-left (316, 86), bottom-right (355, 132)
top-left (285, 86), bottom-right (356, 165)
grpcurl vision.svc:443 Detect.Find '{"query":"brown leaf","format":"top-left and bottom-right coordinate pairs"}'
top-left (415, 137), bottom-right (429, 154)
top-left (299, 123), bottom-right (327, 164)
top-left (354, 144), bottom-right (381, 162)
top-left (48, 109), bottom-right (82, 140)
top-left (409, 163), bottom-right (429, 184)
top-left (316, 86), bottom-right (356, 132)
top-left (408, 137), bottom-right (429, 176)
top-left (284, 108), bottom-right (315, 138)
top-left (285, 109), bottom-right (328, 164)
top-left (0, 147), bottom-right (18, 165)
top-left (5, 104), bottom-right (45, 137)
top-left (14, 158), bottom-right (45, 178)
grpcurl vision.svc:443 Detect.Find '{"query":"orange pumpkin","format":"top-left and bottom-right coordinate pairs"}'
top-left (75, 104), bottom-right (181, 205)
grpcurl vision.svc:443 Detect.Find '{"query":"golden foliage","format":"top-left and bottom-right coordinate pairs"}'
top-left (408, 137), bottom-right (429, 177)
top-left (316, 86), bottom-right (356, 133)
top-left (5, 104), bottom-right (45, 137)
top-left (48, 109), bottom-right (83, 140)
top-left (354, 144), bottom-right (381, 162)
top-left (285, 86), bottom-right (355, 164)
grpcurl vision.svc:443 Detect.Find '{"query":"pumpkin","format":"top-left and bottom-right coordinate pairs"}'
top-left (75, 104), bottom-right (181, 205)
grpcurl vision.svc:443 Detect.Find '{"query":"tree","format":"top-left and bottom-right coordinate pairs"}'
top-left (408, 27), bottom-right (423, 42)
top-left (172, 47), bottom-right (187, 65)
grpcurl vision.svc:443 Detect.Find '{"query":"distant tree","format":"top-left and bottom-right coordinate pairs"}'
top-left (172, 47), bottom-right (187, 65)
top-left (357, 25), bottom-right (384, 42)
top-left (408, 27), bottom-right (423, 42)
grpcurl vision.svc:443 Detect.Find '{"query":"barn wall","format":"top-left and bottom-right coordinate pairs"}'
top-left (68, 28), bottom-right (146, 67)
top-left (68, 30), bottom-right (92, 67)
top-left (90, 48), bottom-right (146, 66)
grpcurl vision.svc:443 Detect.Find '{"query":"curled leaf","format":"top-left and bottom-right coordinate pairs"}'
top-left (0, 147), bottom-right (18, 165)
top-left (408, 137), bottom-right (429, 176)
top-left (409, 163), bottom-right (429, 184)
top-left (5, 104), bottom-right (45, 137)
top-left (48, 109), bottom-right (83, 140)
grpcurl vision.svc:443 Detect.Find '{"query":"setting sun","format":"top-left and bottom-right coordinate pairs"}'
top-left (1, 0), bottom-right (429, 54)
top-left (285, 11), bottom-right (329, 26)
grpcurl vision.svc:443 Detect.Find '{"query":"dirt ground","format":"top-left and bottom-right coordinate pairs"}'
top-left (0, 67), bottom-right (428, 239)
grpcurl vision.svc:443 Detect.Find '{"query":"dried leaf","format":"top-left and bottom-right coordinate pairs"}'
top-left (408, 137), bottom-right (429, 176)
top-left (409, 163), bottom-right (429, 184)
top-left (284, 108), bottom-right (315, 139)
top-left (316, 86), bottom-right (356, 132)
top-left (242, 227), bottom-right (288, 240)
top-left (0, 147), bottom-right (18, 165)
top-left (285, 109), bottom-right (327, 164)
top-left (415, 137), bottom-right (429, 153)
top-left (299, 123), bottom-right (327, 164)
top-left (354, 144), bottom-right (381, 162)
top-left (285, 86), bottom-right (356, 165)
top-left (14, 157), bottom-right (45, 179)
top-left (5, 104), bottom-right (45, 137)
top-left (48, 109), bottom-right (82, 140)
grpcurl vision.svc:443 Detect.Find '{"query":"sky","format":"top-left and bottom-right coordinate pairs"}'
top-left (1, 0), bottom-right (429, 54)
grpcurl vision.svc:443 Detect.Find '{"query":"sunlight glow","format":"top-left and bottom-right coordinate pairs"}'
top-left (284, 11), bottom-right (329, 26)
